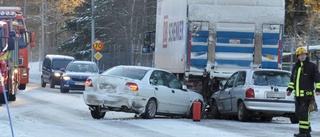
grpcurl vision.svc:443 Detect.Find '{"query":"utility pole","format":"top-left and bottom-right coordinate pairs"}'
top-left (40, 0), bottom-right (45, 70)
top-left (91, 0), bottom-right (95, 62)
top-left (24, 0), bottom-right (26, 15)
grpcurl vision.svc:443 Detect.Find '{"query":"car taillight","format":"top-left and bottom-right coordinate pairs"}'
top-left (125, 82), bottom-right (138, 91)
top-left (246, 88), bottom-right (255, 98)
top-left (85, 79), bottom-right (93, 87)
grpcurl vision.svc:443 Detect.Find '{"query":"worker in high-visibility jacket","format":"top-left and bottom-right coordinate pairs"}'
top-left (287, 47), bottom-right (320, 137)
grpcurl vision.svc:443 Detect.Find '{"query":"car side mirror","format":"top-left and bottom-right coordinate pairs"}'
top-left (182, 85), bottom-right (188, 91)
top-left (99, 70), bottom-right (103, 74)
top-left (219, 82), bottom-right (225, 90)
top-left (60, 68), bottom-right (65, 72)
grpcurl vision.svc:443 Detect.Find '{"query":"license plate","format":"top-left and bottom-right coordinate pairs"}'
top-left (266, 92), bottom-right (285, 99)
top-left (75, 82), bottom-right (85, 85)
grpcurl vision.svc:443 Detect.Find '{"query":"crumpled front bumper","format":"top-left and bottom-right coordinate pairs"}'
top-left (83, 91), bottom-right (149, 114)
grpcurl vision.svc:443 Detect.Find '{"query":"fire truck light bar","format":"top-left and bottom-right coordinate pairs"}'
top-left (0, 11), bottom-right (16, 16)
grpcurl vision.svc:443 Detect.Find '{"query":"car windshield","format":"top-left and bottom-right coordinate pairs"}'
top-left (52, 59), bottom-right (73, 69)
top-left (102, 67), bottom-right (148, 80)
top-left (253, 71), bottom-right (290, 87)
top-left (66, 63), bottom-right (99, 73)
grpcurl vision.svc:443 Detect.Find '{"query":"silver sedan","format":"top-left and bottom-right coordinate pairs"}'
top-left (83, 65), bottom-right (204, 119)
top-left (210, 68), bottom-right (297, 123)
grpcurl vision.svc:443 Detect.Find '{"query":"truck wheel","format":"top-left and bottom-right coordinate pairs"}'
top-left (238, 101), bottom-right (250, 122)
top-left (60, 88), bottom-right (69, 93)
top-left (290, 115), bottom-right (298, 124)
top-left (142, 99), bottom-right (157, 119)
top-left (50, 78), bottom-right (55, 88)
top-left (8, 94), bottom-right (16, 101)
top-left (0, 93), bottom-right (5, 104)
top-left (41, 77), bottom-right (46, 87)
top-left (211, 100), bottom-right (221, 119)
top-left (18, 84), bottom-right (26, 90)
top-left (90, 106), bottom-right (106, 119)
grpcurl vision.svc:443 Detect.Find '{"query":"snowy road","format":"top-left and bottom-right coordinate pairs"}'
top-left (1, 81), bottom-right (320, 137)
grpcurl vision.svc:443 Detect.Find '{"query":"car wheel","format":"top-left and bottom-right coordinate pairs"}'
top-left (41, 77), bottom-right (46, 87)
top-left (260, 116), bottom-right (273, 122)
top-left (8, 94), bottom-right (16, 101)
top-left (290, 115), bottom-right (299, 124)
top-left (18, 84), bottom-right (26, 90)
top-left (60, 88), bottom-right (69, 93)
top-left (142, 99), bottom-right (157, 119)
top-left (90, 106), bottom-right (106, 119)
top-left (50, 78), bottom-right (55, 88)
top-left (211, 100), bottom-right (221, 119)
top-left (238, 101), bottom-right (250, 122)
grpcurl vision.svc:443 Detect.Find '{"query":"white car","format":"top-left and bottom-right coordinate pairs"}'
top-left (83, 65), bottom-right (204, 119)
top-left (210, 68), bottom-right (297, 123)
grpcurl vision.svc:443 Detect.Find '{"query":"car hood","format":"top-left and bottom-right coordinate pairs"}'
top-left (187, 89), bottom-right (204, 102)
top-left (63, 72), bottom-right (98, 77)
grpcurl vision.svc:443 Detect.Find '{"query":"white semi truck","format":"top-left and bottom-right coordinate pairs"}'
top-left (143, 0), bottom-right (285, 105)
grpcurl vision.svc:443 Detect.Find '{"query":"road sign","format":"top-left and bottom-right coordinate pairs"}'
top-left (94, 52), bottom-right (102, 60)
top-left (93, 40), bottom-right (104, 52)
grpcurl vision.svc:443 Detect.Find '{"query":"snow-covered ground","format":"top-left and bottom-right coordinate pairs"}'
top-left (1, 61), bottom-right (320, 137)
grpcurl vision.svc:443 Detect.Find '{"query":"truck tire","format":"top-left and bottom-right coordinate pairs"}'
top-left (41, 77), bottom-right (46, 87)
top-left (142, 99), bottom-right (157, 119)
top-left (18, 84), bottom-right (26, 90)
top-left (238, 101), bottom-right (250, 122)
top-left (8, 94), bottom-right (16, 101)
top-left (60, 88), bottom-right (69, 93)
top-left (0, 93), bottom-right (5, 104)
top-left (50, 78), bottom-right (55, 88)
top-left (90, 106), bottom-right (106, 119)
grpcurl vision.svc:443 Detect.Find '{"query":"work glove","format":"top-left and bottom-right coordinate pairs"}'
top-left (287, 88), bottom-right (293, 92)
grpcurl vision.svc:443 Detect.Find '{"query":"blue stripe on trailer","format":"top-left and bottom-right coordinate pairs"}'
top-left (192, 36), bottom-right (208, 42)
top-left (263, 33), bottom-right (280, 39)
top-left (262, 39), bottom-right (279, 45)
top-left (196, 31), bottom-right (209, 37)
top-left (190, 59), bottom-right (207, 68)
top-left (191, 46), bottom-right (208, 52)
top-left (215, 59), bottom-right (252, 67)
top-left (261, 61), bottom-right (278, 69)
top-left (261, 48), bottom-right (278, 55)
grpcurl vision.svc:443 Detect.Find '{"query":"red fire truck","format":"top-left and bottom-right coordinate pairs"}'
top-left (0, 7), bottom-right (35, 103)
top-left (0, 7), bottom-right (34, 90)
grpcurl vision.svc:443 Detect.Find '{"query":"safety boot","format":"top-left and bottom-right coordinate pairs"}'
top-left (293, 133), bottom-right (307, 137)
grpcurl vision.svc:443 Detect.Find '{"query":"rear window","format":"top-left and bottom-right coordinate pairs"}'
top-left (253, 71), bottom-right (290, 87)
top-left (67, 63), bottom-right (99, 73)
top-left (102, 67), bottom-right (148, 80)
top-left (52, 59), bottom-right (73, 69)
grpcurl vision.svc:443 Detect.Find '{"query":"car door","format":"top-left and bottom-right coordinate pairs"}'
top-left (42, 58), bottom-right (51, 83)
top-left (231, 71), bottom-right (246, 111)
top-left (162, 71), bottom-right (190, 114)
top-left (219, 72), bottom-right (239, 112)
top-left (150, 71), bottom-right (172, 113)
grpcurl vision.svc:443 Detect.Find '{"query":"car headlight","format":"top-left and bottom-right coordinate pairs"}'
top-left (63, 76), bottom-right (70, 81)
top-left (54, 72), bottom-right (61, 77)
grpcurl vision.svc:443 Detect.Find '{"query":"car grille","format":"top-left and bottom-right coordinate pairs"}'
top-left (69, 85), bottom-right (85, 89)
top-left (72, 78), bottom-right (87, 81)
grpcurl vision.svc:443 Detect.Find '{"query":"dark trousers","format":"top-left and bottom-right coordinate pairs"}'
top-left (295, 96), bottom-right (312, 133)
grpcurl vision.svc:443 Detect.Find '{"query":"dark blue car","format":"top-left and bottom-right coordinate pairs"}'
top-left (60, 61), bottom-right (100, 93)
